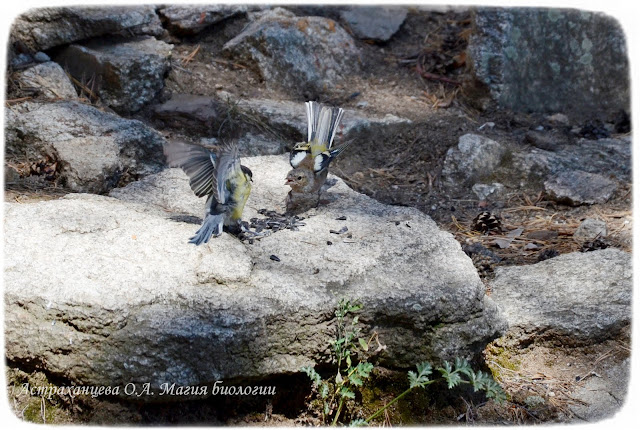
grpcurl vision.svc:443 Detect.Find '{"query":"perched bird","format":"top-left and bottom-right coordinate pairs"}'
top-left (164, 140), bottom-right (253, 245)
top-left (285, 101), bottom-right (351, 213)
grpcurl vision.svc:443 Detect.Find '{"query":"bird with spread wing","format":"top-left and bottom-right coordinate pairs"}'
top-left (164, 141), bottom-right (253, 245)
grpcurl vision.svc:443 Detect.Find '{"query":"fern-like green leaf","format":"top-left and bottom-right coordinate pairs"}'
top-left (349, 418), bottom-right (368, 427)
top-left (408, 370), bottom-right (418, 388)
top-left (438, 362), bottom-right (463, 389)
top-left (484, 379), bottom-right (507, 404)
top-left (301, 366), bottom-right (321, 386)
top-left (357, 362), bottom-right (374, 378)
top-left (320, 382), bottom-right (330, 399)
top-left (349, 373), bottom-right (363, 387)
top-left (340, 386), bottom-right (356, 399)
top-left (455, 357), bottom-right (473, 378)
top-left (409, 362), bottom-right (432, 388)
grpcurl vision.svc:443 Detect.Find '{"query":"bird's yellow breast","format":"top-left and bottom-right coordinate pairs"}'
top-left (229, 173), bottom-right (252, 221)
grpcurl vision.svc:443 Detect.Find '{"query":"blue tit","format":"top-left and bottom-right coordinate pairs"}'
top-left (164, 141), bottom-right (252, 245)
top-left (286, 101), bottom-right (352, 194)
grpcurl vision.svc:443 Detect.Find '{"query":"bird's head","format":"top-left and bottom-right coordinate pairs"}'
top-left (285, 168), bottom-right (313, 192)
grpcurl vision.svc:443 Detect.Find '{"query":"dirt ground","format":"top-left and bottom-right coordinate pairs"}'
top-left (4, 7), bottom-right (633, 426)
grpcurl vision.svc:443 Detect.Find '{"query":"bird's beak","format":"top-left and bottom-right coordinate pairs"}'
top-left (284, 179), bottom-right (292, 185)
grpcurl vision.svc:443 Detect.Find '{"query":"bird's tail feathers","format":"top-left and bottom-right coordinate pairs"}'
top-left (327, 108), bottom-right (344, 148)
top-left (306, 102), bottom-right (344, 149)
top-left (189, 214), bottom-right (224, 245)
top-left (315, 106), bottom-right (344, 150)
top-left (306, 101), bottom-right (320, 142)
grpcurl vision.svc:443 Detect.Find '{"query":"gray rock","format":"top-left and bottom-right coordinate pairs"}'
top-left (153, 94), bottom-right (227, 134)
top-left (158, 5), bottom-right (247, 34)
top-left (4, 101), bottom-right (165, 193)
top-left (566, 138), bottom-right (631, 181)
top-left (5, 155), bottom-right (506, 399)
top-left (567, 357), bottom-right (630, 421)
top-left (339, 6), bottom-right (408, 41)
top-left (236, 96), bottom-right (411, 141)
top-left (490, 248), bottom-right (631, 345)
top-left (545, 113), bottom-right (570, 126)
top-left (223, 8), bottom-right (361, 98)
top-left (442, 134), bottom-right (507, 189)
top-left (514, 137), bottom-right (631, 184)
top-left (56, 36), bottom-right (173, 114)
top-left (235, 132), bottom-right (288, 156)
top-left (14, 62), bottom-right (78, 100)
top-left (246, 7), bottom-right (296, 22)
top-left (154, 94), bottom-right (408, 153)
top-left (573, 218), bottom-right (608, 241)
top-left (472, 182), bottom-right (505, 201)
top-left (10, 6), bottom-right (164, 52)
top-left (524, 130), bottom-right (567, 151)
top-left (544, 170), bottom-right (617, 205)
top-left (33, 52), bottom-right (51, 62)
top-left (467, 8), bottom-right (629, 120)
top-left (10, 53), bottom-right (32, 69)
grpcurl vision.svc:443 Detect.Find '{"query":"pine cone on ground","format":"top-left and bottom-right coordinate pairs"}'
top-left (471, 211), bottom-right (502, 234)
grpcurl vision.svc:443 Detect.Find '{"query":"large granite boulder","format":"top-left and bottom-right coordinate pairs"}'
top-left (490, 248), bottom-right (632, 345)
top-left (223, 8), bottom-right (361, 99)
top-left (10, 6), bottom-right (164, 52)
top-left (467, 8), bottom-right (630, 120)
top-left (5, 155), bottom-right (506, 400)
top-left (55, 36), bottom-right (173, 114)
top-left (4, 101), bottom-right (166, 193)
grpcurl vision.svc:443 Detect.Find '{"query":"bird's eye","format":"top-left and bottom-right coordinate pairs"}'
top-left (297, 176), bottom-right (302, 180)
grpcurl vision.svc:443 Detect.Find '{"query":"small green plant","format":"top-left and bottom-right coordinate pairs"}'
top-left (302, 299), bottom-right (377, 425)
top-left (303, 300), bottom-right (506, 426)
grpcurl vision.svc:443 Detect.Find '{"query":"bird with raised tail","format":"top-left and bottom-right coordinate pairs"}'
top-left (164, 141), bottom-right (252, 245)
top-left (285, 101), bottom-right (352, 214)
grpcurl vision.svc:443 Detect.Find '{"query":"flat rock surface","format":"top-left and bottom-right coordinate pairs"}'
top-left (567, 356), bottom-right (630, 421)
top-left (544, 170), bottom-right (618, 205)
top-left (158, 5), bottom-right (247, 34)
top-left (236, 96), bottom-right (411, 140)
top-left (490, 248), bottom-right (631, 344)
top-left (5, 155), bottom-right (506, 399)
top-left (152, 94), bottom-right (227, 134)
top-left (10, 6), bottom-right (164, 52)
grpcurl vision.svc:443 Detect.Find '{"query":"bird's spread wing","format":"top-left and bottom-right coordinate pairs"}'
top-left (213, 144), bottom-right (240, 205)
top-left (164, 140), bottom-right (216, 197)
